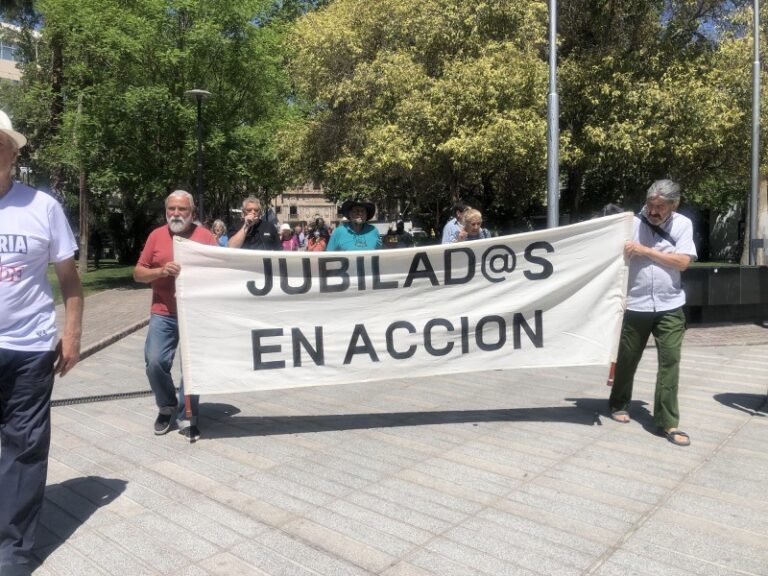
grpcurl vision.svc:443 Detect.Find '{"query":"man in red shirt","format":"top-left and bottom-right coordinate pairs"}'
top-left (134, 190), bottom-right (216, 440)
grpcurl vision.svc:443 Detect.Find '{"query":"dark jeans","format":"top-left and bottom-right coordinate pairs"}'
top-left (0, 348), bottom-right (56, 573)
top-left (609, 308), bottom-right (686, 429)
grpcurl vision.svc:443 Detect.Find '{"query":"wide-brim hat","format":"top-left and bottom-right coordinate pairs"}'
top-left (0, 110), bottom-right (27, 149)
top-left (340, 198), bottom-right (375, 221)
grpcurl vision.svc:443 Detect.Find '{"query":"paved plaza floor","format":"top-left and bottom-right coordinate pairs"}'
top-left (21, 294), bottom-right (768, 576)
top-left (27, 289), bottom-right (768, 575)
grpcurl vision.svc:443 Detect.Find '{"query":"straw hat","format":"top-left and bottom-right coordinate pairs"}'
top-left (0, 110), bottom-right (27, 149)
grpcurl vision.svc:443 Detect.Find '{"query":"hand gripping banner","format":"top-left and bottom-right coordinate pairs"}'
top-left (175, 213), bottom-right (632, 395)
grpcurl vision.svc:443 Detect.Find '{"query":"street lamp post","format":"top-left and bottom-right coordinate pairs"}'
top-left (749, 1), bottom-right (761, 265)
top-left (546, 0), bottom-right (559, 228)
top-left (184, 89), bottom-right (212, 223)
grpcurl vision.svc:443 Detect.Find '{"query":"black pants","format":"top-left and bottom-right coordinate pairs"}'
top-left (0, 348), bottom-right (56, 573)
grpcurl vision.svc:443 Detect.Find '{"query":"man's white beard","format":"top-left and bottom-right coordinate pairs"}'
top-left (167, 215), bottom-right (192, 234)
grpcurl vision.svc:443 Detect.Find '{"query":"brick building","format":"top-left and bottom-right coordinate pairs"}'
top-left (271, 182), bottom-right (339, 226)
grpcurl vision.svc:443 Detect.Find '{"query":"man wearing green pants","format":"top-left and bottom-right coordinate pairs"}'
top-left (609, 179), bottom-right (697, 446)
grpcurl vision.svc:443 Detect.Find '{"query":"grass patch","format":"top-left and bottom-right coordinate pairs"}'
top-left (48, 259), bottom-right (139, 305)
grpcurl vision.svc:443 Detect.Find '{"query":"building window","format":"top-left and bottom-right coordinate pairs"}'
top-left (289, 205), bottom-right (298, 217)
top-left (0, 40), bottom-right (18, 62)
top-left (275, 206), bottom-right (281, 214)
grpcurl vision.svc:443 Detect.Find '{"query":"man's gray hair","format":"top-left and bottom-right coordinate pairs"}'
top-left (165, 189), bottom-right (196, 210)
top-left (646, 179), bottom-right (681, 204)
top-left (242, 196), bottom-right (261, 210)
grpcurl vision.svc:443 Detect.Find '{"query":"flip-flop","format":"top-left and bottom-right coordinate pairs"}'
top-left (661, 429), bottom-right (691, 447)
top-left (610, 410), bottom-right (630, 423)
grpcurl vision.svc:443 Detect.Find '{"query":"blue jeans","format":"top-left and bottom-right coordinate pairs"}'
top-left (0, 348), bottom-right (56, 573)
top-left (144, 314), bottom-right (198, 424)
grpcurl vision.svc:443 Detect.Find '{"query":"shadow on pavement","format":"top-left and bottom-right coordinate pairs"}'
top-left (566, 397), bottom-right (653, 429)
top-left (31, 477), bottom-right (127, 569)
top-left (713, 392), bottom-right (768, 416)
top-left (200, 400), bottom-right (607, 439)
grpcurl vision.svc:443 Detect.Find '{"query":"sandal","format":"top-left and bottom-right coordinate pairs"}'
top-left (661, 429), bottom-right (690, 447)
top-left (610, 410), bottom-right (630, 423)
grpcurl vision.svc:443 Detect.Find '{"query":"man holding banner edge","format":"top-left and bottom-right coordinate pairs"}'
top-left (133, 190), bottom-right (217, 441)
top-left (609, 179), bottom-right (697, 447)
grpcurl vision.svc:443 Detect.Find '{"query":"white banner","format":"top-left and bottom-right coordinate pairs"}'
top-left (175, 213), bottom-right (632, 395)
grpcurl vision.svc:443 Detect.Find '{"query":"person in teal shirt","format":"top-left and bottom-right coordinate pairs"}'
top-left (327, 198), bottom-right (382, 251)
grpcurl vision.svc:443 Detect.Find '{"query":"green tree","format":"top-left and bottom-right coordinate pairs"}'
top-left (285, 0), bottom-right (762, 233)
top-left (4, 0), bottom-right (294, 262)
top-left (285, 0), bottom-right (550, 229)
top-left (558, 0), bottom-right (755, 215)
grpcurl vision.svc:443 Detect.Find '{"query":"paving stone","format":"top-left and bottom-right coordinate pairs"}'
top-left (544, 463), bottom-right (668, 506)
top-left (402, 548), bottom-right (487, 576)
top-left (36, 542), bottom-right (109, 576)
top-left (506, 483), bottom-right (638, 531)
top-left (361, 481), bottom-right (475, 524)
top-left (394, 469), bottom-right (499, 507)
top-left (151, 503), bottom-right (245, 548)
top-left (381, 561), bottom-right (436, 576)
top-left (345, 491), bottom-right (455, 534)
top-left (458, 517), bottom-right (596, 571)
top-left (268, 462), bottom-right (365, 497)
top-left (533, 474), bottom-right (648, 515)
top-left (98, 521), bottom-right (190, 573)
top-left (283, 518), bottom-right (398, 573)
top-left (665, 488), bottom-right (768, 536)
top-left (197, 552), bottom-right (270, 576)
top-left (409, 458), bottom-right (513, 496)
top-left (303, 506), bottom-right (416, 557)
top-left (595, 550), bottom-right (709, 576)
top-left (42, 484), bottom-right (123, 529)
top-left (127, 511), bottom-right (221, 561)
top-left (67, 530), bottom-right (153, 576)
top-left (630, 509), bottom-right (768, 575)
top-left (373, 477), bottom-right (486, 515)
top-left (441, 524), bottom-right (584, 576)
top-left (325, 500), bottom-right (434, 545)
top-left (621, 539), bottom-right (759, 576)
top-left (424, 537), bottom-right (538, 576)
top-left (232, 474), bottom-right (331, 515)
top-left (476, 507), bottom-right (608, 557)
top-left (250, 527), bottom-right (375, 576)
top-left (181, 491), bottom-right (276, 536)
top-left (172, 565), bottom-right (212, 576)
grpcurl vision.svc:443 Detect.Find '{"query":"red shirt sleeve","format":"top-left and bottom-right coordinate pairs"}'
top-left (137, 229), bottom-right (157, 268)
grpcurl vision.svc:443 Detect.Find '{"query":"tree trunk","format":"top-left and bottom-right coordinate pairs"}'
top-left (49, 33), bottom-right (65, 203)
top-left (78, 166), bottom-right (88, 272)
top-left (562, 166), bottom-right (584, 218)
top-left (75, 95), bottom-right (88, 273)
top-left (741, 176), bottom-right (768, 266)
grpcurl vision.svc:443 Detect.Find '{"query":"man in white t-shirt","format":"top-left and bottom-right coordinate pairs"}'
top-left (0, 110), bottom-right (83, 575)
top-left (608, 179), bottom-right (697, 447)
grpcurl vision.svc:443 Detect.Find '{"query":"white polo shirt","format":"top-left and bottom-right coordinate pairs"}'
top-left (626, 211), bottom-right (697, 312)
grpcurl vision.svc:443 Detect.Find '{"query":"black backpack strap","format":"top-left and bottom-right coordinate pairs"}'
top-left (639, 214), bottom-right (677, 246)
